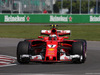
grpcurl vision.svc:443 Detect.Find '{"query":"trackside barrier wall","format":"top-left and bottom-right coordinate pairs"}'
top-left (0, 14), bottom-right (100, 23)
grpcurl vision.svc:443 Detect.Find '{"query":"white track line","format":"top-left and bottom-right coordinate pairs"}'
top-left (0, 64), bottom-right (17, 67)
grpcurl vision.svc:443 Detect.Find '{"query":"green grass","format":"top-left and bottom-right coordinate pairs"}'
top-left (0, 25), bottom-right (100, 41)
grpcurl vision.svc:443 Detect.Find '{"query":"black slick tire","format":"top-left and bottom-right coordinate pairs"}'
top-left (72, 41), bottom-right (86, 64)
top-left (17, 41), bottom-right (30, 64)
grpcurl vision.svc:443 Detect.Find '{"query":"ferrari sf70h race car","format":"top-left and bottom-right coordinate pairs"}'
top-left (17, 25), bottom-right (87, 64)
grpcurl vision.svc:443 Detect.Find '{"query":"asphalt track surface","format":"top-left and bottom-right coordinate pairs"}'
top-left (0, 38), bottom-right (100, 75)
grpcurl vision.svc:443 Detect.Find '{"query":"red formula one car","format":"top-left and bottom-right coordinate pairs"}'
top-left (17, 25), bottom-right (87, 64)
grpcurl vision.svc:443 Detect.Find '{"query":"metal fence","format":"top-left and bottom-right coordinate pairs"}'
top-left (0, 0), bottom-right (53, 13)
top-left (20, 0), bottom-right (53, 13)
top-left (58, 0), bottom-right (99, 14)
top-left (0, 0), bottom-right (100, 14)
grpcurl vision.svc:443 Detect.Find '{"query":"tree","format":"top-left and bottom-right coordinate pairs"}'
top-left (81, 0), bottom-right (88, 13)
top-left (55, 0), bottom-right (96, 14)
top-left (72, 0), bottom-right (80, 13)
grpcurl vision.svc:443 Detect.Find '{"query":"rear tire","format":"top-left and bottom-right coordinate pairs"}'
top-left (17, 41), bottom-right (30, 64)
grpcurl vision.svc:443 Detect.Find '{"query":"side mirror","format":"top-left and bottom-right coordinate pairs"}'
top-left (63, 36), bottom-right (69, 39)
top-left (38, 36), bottom-right (43, 39)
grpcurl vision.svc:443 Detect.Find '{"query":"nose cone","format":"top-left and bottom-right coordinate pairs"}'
top-left (45, 41), bottom-right (58, 61)
top-left (49, 56), bottom-right (53, 60)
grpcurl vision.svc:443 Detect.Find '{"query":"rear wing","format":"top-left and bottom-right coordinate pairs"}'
top-left (41, 30), bottom-right (71, 36)
top-left (57, 30), bottom-right (71, 36)
top-left (41, 30), bottom-right (51, 35)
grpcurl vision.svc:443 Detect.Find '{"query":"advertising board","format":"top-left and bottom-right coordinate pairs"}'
top-left (0, 14), bottom-right (100, 23)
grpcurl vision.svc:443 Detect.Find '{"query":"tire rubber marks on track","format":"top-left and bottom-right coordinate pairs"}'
top-left (0, 55), bottom-right (17, 67)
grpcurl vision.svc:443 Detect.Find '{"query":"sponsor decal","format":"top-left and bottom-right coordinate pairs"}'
top-left (50, 15), bottom-right (72, 22)
top-left (4, 15), bottom-right (30, 22)
top-left (48, 45), bottom-right (56, 51)
top-left (48, 45), bottom-right (56, 48)
top-left (26, 16), bottom-right (30, 21)
top-left (90, 16), bottom-right (100, 22)
top-left (48, 48), bottom-right (54, 51)
top-left (48, 53), bottom-right (54, 55)
top-left (69, 16), bottom-right (72, 21)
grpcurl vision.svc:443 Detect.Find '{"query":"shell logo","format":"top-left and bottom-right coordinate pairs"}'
top-left (48, 48), bottom-right (55, 51)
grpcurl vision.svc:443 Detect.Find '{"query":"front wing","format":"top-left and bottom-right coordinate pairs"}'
top-left (21, 54), bottom-right (82, 62)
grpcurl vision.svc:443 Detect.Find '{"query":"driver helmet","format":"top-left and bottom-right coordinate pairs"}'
top-left (49, 34), bottom-right (57, 40)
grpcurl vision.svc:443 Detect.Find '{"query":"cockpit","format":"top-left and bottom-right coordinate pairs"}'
top-left (49, 34), bottom-right (57, 40)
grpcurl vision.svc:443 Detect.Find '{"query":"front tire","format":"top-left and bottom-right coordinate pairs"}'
top-left (17, 41), bottom-right (30, 64)
top-left (72, 42), bottom-right (86, 63)
top-left (74, 39), bottom-right (87, 63)
top-left (74, 39), bottom-right (87, 51)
